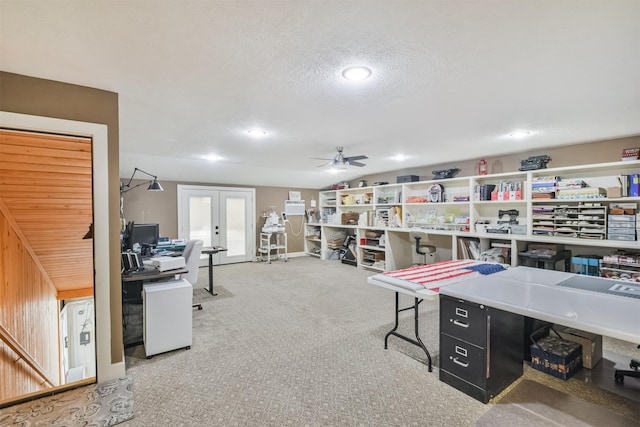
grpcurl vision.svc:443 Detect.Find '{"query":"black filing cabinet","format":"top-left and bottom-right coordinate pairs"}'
top-left (439, 295), bottom-right (524, 403)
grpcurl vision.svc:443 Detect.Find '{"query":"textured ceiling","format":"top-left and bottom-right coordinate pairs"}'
top-left (1, 0), bottom-right (639, 189)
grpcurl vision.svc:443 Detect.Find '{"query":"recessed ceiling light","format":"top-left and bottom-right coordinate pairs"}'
top-left (342, 66), bottom-right (372, 81)
top-left (247, 129), bottom-right (267, 137)
top-left (508, 131), bottom-right (533, 139)
top-left (391, 154), bottom-right (409, 161)
top-left (203, 154), bottom-right (223, 162)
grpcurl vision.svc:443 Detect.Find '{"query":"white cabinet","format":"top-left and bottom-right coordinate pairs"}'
top-left (143, 279), bottom-right (192, 358)
top-left (258, 232), bottom-right (288, 263)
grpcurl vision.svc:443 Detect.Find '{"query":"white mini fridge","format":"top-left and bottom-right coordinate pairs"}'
top-left (143, 279), bottom-right (192, 358)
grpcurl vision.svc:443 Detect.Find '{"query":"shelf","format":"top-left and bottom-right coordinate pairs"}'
top-left (312, 159), bottom-right (640, 271)
top-left (360, 244), bottom-right (385, 251)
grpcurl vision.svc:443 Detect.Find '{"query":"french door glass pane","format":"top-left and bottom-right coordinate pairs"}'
top-left (189, 196), bottom-right (212, 247)
top-left (226, 198), bottom-right (246, 256)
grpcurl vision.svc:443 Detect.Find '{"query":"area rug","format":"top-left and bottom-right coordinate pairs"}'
top-left (193, 285), bottom-right (234, 303)
top-left (475, 379), bottom-right (637, 427)
top-left (0, 376), bottom-right (134, 426)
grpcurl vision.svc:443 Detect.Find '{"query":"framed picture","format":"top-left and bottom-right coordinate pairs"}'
top-left (288, 191), bottom-right (301, 201)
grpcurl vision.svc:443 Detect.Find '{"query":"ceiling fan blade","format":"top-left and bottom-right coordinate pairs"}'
top-left (316, 160), bottom-right (334, 168)
top-left (345, 155), bottom-right (368, 161)
top-left (349, 161), bottom-right (367, 167)
top-left (311, 157), bottom-right (334, 161)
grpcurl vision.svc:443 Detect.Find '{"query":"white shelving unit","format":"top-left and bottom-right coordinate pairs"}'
top-left (305, 159), bottom-right (640, 272)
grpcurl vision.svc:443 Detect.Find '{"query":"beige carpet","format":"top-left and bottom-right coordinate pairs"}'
top-left (121, 257), bottom-right (640, 426)
top-left (5, 258), bottom-right (637, 426)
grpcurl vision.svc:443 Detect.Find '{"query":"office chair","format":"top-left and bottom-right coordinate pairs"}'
top-left (614, 345), bottom-right (640, 384)
top-left (409, 231), bottom-right (436, 265)
top-left (180, 239), bottom-right (204, 310)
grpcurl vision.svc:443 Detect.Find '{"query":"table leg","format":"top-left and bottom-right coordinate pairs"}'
top-left (205, 252), bottom-right (218, 296)
top-left (383, 292), bottom-right (433, 372)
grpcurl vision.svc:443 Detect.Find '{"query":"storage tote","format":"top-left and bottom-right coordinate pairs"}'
top-left (530, 328), bottom-right (583, 380)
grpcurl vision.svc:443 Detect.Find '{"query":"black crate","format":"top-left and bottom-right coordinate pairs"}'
top-left (530, 329), bottom-right (582, 380)
top-left (397, 175), bottom-right (419, 183)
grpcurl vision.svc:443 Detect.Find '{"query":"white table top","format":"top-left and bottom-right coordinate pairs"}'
top-left (439, 267), bottom-right (640, 344)
top-left (368, 276), bottom-right (440, 300)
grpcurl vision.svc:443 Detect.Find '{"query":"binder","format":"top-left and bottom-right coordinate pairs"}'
top-left (630, 174), bottom-right (639, 197)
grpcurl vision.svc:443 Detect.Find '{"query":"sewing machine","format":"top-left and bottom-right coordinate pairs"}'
top-left (519, 155), bottom-right (551, 171)
top-left (432, 168), bottom-right (460, 180)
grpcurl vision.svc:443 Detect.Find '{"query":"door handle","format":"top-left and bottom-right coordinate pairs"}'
top-left (451, 357), bottom-right (469, 368)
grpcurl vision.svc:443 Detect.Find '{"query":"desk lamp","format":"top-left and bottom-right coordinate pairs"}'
top-left (120, 167), bottom-right (164, 194)
top-left (120, 167), bottom-right (164, 231)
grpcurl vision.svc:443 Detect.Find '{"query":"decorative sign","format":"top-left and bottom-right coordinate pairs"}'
top-left (621, 147), bottom-right (640, 161)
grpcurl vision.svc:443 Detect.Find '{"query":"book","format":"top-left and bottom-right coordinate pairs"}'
top-left (630, 174), bottom-right (639, 197)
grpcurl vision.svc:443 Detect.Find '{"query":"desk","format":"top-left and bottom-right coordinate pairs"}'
top-left (368, 261), bottom-right (508, 372)
top-left (122, 267), bottom-right (188, 284)
top-left (438, 267), bottom-right (640, 402)
top-left (202, 246), bottom-right (228, 296)
top-left (121, 267), bottom-right (188, 347)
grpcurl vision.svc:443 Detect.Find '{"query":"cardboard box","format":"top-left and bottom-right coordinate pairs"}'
top-left (556, 326), bottom-right (602, 369)
top-left (530, 333), bottom-right (582, 380)
top-left (607, 187), bottom-right (622, 198)
top-left (341, 212), bottom-right (360, 225)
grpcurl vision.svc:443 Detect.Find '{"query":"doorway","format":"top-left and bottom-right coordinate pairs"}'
top-left (0, 129), bottom-right (96, 404)
top-left (177, 185), bottom-right (255, 265)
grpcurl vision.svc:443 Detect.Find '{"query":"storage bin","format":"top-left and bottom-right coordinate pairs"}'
top-left (608, 233), bottom-right (636, 241)
top-left (530, 328), bottom-right (582, 380)
top-left (571, 255), bottom-right (601, 276)
top-left (608, 214), bottom-right (636, 222)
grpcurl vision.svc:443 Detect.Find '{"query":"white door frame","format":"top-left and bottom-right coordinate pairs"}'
top-left (177, 185), bottom-right (255, 264)
top-left (0, 111), bottom-right (124, 384)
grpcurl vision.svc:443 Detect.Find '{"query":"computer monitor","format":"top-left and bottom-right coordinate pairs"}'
top-left (131, 223), bottom-right (159, 253)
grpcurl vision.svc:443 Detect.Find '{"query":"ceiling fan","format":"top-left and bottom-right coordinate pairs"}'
top-left (313, 146), bottom-right (368, 169)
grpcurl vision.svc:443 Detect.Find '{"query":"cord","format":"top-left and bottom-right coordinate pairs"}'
top-left (286, 215), bottom-right (305, 237)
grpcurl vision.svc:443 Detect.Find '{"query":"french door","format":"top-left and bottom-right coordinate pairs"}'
top-left (177, 185), bottom-right (255, 265)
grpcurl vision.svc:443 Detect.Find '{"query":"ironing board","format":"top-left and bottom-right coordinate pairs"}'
top-left (368, 260), bottom-right (507, 372)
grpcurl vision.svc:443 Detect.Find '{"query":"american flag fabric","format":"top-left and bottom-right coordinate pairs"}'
top-left (379, 260), bottom-right (506, 292)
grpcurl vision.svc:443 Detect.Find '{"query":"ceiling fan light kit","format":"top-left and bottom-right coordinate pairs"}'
top-left (313, 146), bottom-right (368, 169)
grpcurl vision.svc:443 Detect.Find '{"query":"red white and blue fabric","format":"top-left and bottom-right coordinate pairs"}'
top-left (380, 260), bottom-right (506, 292)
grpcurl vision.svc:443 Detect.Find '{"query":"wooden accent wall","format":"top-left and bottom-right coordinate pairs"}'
top-left (0, 210), bottom-right (60, 401)
top-left (0, 130), bottom-right (94, 296)
top-left (0, 129), bottom-right (94, 403)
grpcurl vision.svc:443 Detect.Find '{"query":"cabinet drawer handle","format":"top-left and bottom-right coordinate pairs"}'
top-left (452, 319), bottom-right (469, 328)
top-left (451, 357), bottom-right (469, 368)
top-left (455, 307), bottom-right (468, 318)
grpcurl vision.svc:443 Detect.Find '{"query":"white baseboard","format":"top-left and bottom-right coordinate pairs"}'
top-left (287, 251), bottom-right (307, 258)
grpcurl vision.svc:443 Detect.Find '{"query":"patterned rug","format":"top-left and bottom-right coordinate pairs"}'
top-left (0, 376), bottom-right (134, 426)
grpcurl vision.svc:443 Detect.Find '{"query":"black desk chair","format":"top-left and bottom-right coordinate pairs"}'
top-left (614, 345), bottom-right (640, 384)
top-left (410, 232), bottom-right (435, 265)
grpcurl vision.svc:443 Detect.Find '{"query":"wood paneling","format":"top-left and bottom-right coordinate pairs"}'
top-left (0, 129), bottom-right (94, 402)
top-left (0, 211), bottom-right (60, 400)
top-left (0, 130), bottom-right (94, 294)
